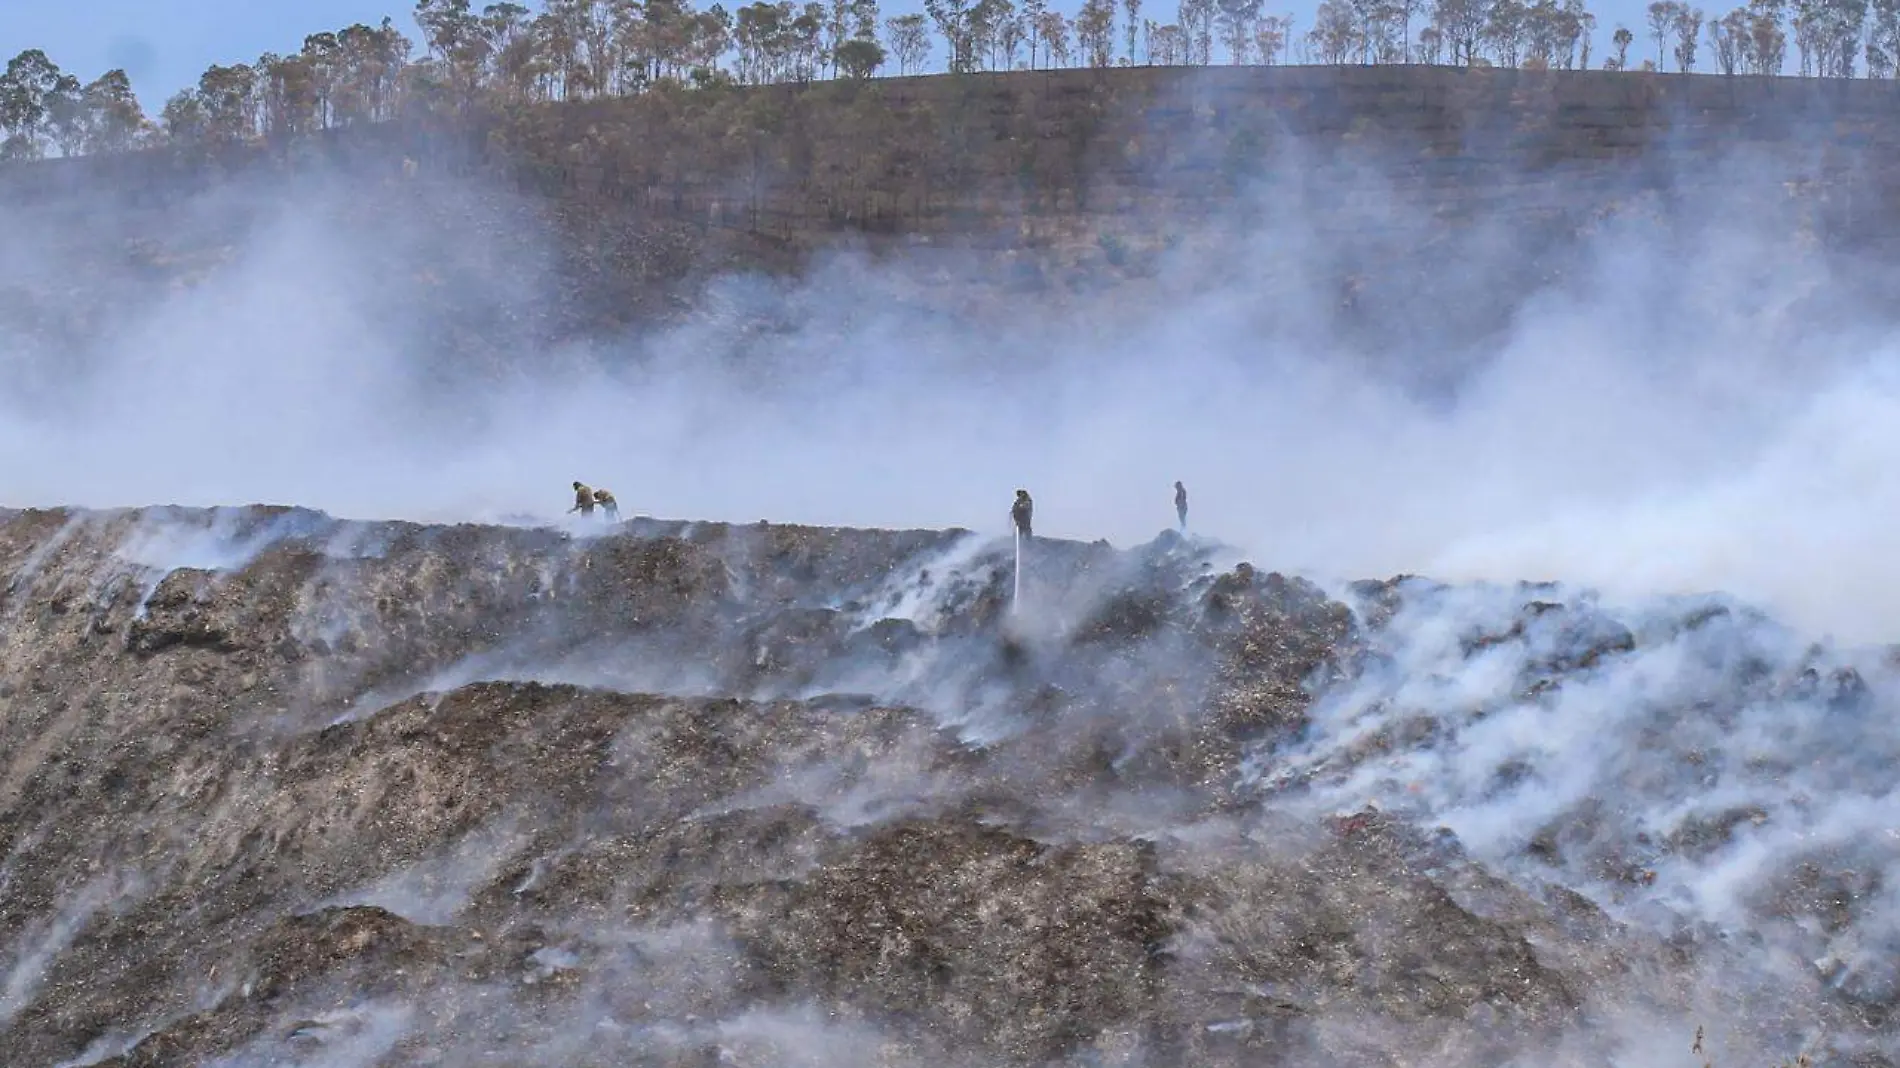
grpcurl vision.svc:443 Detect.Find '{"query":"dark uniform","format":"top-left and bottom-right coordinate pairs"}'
top-left (1011, 489), bottom-right (1033, 538)
top-left (1175, 481), bottom-right (1188, 531)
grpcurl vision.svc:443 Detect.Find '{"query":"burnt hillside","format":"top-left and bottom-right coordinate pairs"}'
top-left (0, 505), bottom-right (1891, 1065)
top-left (7, 65), bottom-right (1899, 243)
top-left (5, 65), bottom-right (1899, 355)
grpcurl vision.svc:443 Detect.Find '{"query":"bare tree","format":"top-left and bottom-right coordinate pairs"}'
top-left (1710, 7), bottom-right (1747, 69)
top-left (1150, 19), bottom-right (1189, 58)
top-left (1039, 9), bottom-right (1075, 63)
top-left (1748, 0), bottom-right (1787, 71)
top-left (1180, 0), bottom-right (1218, 60)
top-left (885, 12), bottom-right (931, 71)
top-left (1216, 0), bottom-right (1266, 59)
top-left (968, 0), bottom-right (1019, 69)
top-left (1824, 0), bottom-right (1867, 75)
top-left (1524, 0), bottom-right (1563, 65)
top-left (1647, 0), bottom-right (1678, 63)
top-left (999, 9), bottom-right (1030, 65)
top-left (1256, 12), bottom-right (1295, 58)
top-left (1022, 0), bottom-right (1048, 63)
top-left (1790, 0), bottom-right (1816, 71)
top-left (1431, 0), bottom-right (1488, 62)
top-left (1869, 0), bottom-right (1900, 72)
top-left (1351, 0), bottom-right (1402, 60)
top-left (1310, 0), bottom-right (1359, 59)
top-left (924, 0), bottom-right (978, 70)
top-left (1572, 1), bottom-right (1597, 65)
top-left (1673, 3), bottom-right (1704, 67)
top-left (1484, 0), bottom-right (1528, 64)
top-left (1077, 0), bottom-right (1118, 63)
top-left (1392, 0), bottom-right (1425, 57)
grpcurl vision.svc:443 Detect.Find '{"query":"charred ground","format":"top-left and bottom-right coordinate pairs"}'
top-left (0, 505), bottom-right (1889, 1067)
top-left (13, 66), bottom-right (1900, 393)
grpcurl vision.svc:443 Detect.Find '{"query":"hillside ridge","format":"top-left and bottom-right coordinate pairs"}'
top-left (8, 65), bottom-right (1900, 248)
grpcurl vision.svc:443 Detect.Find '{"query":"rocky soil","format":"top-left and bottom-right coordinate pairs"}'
top-left (0, 505), bottom-right (1890, 1067)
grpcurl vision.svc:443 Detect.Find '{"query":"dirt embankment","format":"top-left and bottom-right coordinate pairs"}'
top-left (9, 66), bottom-right (1900, 247)
top-left (0, 505), bottom-right (1885, 1066)
top-left (6, 66), bottom-right (1898, 371)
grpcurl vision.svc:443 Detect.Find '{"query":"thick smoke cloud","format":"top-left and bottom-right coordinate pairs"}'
top-left (2, 87), bottom-right (1899, 653)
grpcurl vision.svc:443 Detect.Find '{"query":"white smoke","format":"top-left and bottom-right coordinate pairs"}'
top-left (2, 121), bottom-right (1898, 641)
top-left (1246, 575), bottom-right (1899, 1059)
top-left (2, 74), bottom-right (1898, 1067)
top-left (0, 871), bottom-right (142, 1027)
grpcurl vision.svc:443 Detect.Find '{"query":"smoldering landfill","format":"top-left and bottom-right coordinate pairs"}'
top-left (0, 503), bottom-right (1893, 1068)
top-left (6, 67), bottom-right (1900, 1068)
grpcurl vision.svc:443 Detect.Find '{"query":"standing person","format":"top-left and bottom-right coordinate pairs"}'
top-left (568, 481), bottom-right (595, 517)
top-left (1011, 489), bottom-right (1034, 539)
top-left (1175, 481), bottom-right (1188, 531)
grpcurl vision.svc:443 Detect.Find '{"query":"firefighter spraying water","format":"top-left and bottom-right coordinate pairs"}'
top-left (1011, 489), bottom-right (1034, 613)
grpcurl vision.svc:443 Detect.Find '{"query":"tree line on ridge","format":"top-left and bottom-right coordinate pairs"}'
top-left (0, 0), bottom-right (1885, 161)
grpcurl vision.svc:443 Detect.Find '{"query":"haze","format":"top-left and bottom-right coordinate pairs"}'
top-left (2, 87), bottom-right (1898, 646)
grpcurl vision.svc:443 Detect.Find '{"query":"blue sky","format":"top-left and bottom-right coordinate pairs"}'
top-left (4, 0), bottom-right (1656, 110)
top-left (2, 1), bottom-right (419, 106)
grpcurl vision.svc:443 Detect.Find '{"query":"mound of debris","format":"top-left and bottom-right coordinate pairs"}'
top-left (0, 506), bottom-right (1879, 1066)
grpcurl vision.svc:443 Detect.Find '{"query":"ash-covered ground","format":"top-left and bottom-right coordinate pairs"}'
top-left (7, 76), bottom-right (1900, 1068)
top-left (0, 505), bottom-right (1890, 1067)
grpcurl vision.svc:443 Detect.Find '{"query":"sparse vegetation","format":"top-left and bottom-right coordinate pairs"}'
top-left (1, 0), bottom-right (1898, 163)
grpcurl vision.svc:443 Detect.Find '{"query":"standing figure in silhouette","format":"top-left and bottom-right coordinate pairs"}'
top-left (592, 487), bottom-right (619, 521)
top-left (569, 481), bottom-right (596, 517)
top-left (1011, 489), bottom-right (1034, 539)
top-left (1175, 481), bottom-right (1188, 532)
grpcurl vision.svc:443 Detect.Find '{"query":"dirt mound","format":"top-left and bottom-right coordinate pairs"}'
top-left (0, 506), bottom-right (1875, 1066)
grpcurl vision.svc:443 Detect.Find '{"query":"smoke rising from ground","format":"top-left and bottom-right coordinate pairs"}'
top-left (3, 117), bottom-right (1898, 640)
top-left (0, 500), bottom-right (1888, 1058)
top-left (7, 91), bottom-right (1898, 1064)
